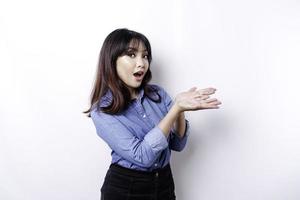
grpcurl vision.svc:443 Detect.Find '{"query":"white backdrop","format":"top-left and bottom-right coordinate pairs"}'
top-left (1, 0), bottom-right (300, 199)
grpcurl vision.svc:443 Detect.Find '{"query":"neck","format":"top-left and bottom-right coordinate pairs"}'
top-left (130, 89), bottom-right (138, 100)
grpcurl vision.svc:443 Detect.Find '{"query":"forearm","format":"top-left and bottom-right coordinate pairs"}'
top-left (158, 104), bottom-right (181, 138)
top-left (173, 112), bottom-right (186, 138)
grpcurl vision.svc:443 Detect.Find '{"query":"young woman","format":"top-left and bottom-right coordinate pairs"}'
top-left (84, 28), bottom-right (221, 200)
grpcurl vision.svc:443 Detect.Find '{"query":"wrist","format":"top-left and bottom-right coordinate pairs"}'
top-left (171, 102), bottom-right (184, 114)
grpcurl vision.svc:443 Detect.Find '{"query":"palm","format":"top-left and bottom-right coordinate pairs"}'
top-left (175, 87), bottom-right (221, 111)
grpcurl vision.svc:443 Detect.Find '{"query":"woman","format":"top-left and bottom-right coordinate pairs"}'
top-left (84, 28), bottom-right (221, 200)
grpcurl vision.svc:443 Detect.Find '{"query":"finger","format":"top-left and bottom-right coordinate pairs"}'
top-left (209, 106), bottom-right (220, 109)
top-left (203, 104), bottom-right (220, 109)
top-left (195, 95), bottom-right (210, 100)
top-left (208, 101), bottom-right (222, 106)
top-left (188, 87), bottom-right (197, 92)
top-left (196, 88), bottom-right (216, 95)
top-left (202, 100), bottom-right (221, 107)
top-left (205, 98), bottom-right (220, 103)
top-left (195, 104), bottom-right (219, 110)
top-left (205, 98), bottom-right (216, 103)
top-left (206, 87), bottom-right (216, 92)
top-left (204, 88), bottom-right (216, 95)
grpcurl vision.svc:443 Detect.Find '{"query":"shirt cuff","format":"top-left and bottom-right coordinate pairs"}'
top-left (172, 119), bottom-right (190, 138)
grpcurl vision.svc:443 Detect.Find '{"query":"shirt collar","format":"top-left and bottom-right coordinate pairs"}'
top-left (99, 87), bottom-right (145, 108)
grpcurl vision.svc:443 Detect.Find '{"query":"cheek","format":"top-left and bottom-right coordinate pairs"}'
top-left (117, 57), bottom-right (134, 70)
top-left (145, 63), bottom-right (150, 71)
top-left (116, 67), bottom-right (127, 80)
top-left (116, 66), bottom-right (125, 81)
top-left (116, 63), bottom-right (132, 81)
top-left (116, 59), bottom-right (128, 73)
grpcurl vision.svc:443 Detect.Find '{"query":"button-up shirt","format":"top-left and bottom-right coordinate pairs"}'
top-left (90, 84), bottom-right (190, 171)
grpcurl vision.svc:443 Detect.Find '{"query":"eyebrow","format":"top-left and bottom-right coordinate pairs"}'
top-left (127, 47), bottom-right (148, 52)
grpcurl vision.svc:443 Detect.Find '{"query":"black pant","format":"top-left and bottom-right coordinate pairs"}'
top-left (100, 163), bottom-right (176, 200)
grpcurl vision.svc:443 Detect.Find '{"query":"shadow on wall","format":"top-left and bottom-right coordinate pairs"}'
top-left (171, 112), bottom-right (231, 199)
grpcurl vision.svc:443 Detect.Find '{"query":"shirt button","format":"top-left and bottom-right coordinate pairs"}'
top-left (154, 163), bottom-right (158, 167)
top-left (143, 114), bottom-right (146, 118)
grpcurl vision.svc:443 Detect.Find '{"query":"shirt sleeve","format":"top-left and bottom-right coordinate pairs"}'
top-left (90, 109), bottom-right (169, 168)
top-left (157, 85), bottom-right (190, 152)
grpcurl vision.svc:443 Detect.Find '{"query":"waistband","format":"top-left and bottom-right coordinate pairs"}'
top-left (109, 163), bottom-right (171, 178)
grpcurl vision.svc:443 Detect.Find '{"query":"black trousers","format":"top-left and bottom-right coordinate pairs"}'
top-left (100, 163), bottom-right (176, 200)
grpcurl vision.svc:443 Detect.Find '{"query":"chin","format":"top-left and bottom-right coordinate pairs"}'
top-left (133, 84), bottom-right (141, 88)
top-left (126, 79), bottom-right (143, 89)
top-left (127, 83), bottom-right (140, 89)
top-left (133, 82), bottom-right (142, 87)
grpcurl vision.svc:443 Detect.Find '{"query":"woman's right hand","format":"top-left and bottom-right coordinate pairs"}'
top-left (174, 87), bottom-right (222, 112)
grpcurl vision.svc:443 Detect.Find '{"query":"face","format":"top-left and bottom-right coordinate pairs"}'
top-left (116, 41), bottom-right (149, 98)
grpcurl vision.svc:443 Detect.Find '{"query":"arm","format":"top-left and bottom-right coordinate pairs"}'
top-left (91, 109), bottom-right (169, 168)
top-left (157, 86), bottom-right (190, 151)
top-left (157, 85), bottom-right (221, 151)
top-left (174, 112), bottom-right (187, 138)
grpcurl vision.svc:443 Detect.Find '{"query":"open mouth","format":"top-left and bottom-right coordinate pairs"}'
top-left (133, 71), bottom-right (144, 78)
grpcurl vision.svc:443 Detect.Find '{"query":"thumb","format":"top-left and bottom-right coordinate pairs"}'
top-left (188, 87), bottom-right (197, 92)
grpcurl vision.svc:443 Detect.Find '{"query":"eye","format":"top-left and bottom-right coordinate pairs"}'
top-left (126, 52), bottom-right (135, 58)
top-left (143, 54), bottom-right (148, 59)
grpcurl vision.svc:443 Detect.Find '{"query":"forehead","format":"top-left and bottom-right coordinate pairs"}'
top-left (128, 39), bottom-right (147, 51)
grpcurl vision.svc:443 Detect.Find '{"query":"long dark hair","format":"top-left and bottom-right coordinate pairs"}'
top-left (83, 28), bottom-right (161, 117)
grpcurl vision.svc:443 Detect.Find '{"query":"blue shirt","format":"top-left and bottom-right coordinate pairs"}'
top-left (90, 84), bottom-right (190, 171)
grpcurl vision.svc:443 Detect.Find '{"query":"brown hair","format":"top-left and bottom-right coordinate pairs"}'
top-left (83, 28), bottom-right (161, 117)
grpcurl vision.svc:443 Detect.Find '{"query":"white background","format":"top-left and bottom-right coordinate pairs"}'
top-left (1, 0), bottom-right (300, 199)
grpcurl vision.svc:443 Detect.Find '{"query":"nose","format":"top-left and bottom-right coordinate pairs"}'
top-left (136, 56), bottom-right (146, 68)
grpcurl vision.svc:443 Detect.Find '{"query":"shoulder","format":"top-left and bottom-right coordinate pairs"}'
top-left (146, 83), bottom-right (167, 96)
top-left (90, 105), bottom-right (116, 124)
top-left (145, 84), bottom-right (173, 109)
